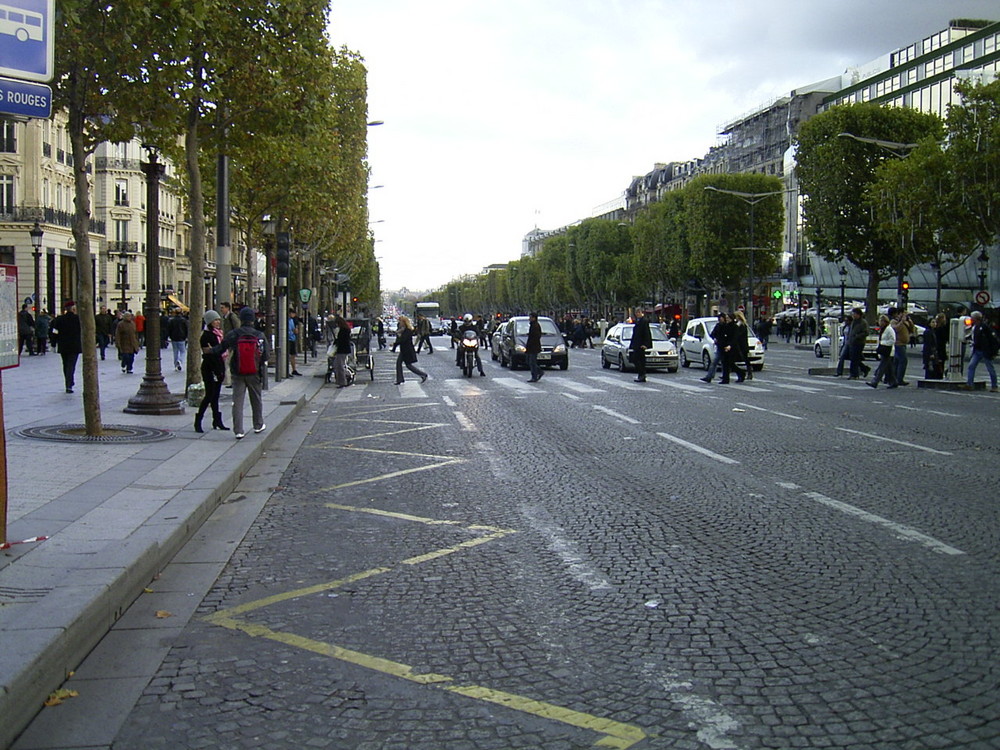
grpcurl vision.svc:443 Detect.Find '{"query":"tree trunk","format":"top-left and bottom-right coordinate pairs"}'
top-left (185, 110), bottom-right (206, 389)
top-left (865, 271), bottom-right (881, 323)
top-left (67, 85), bottom-right (102, 436)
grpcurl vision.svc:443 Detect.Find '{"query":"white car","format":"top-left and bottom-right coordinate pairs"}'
top-left (679, 316), bottom-right (765, 371)
top-left (601, 322), bottom-right (679, 373)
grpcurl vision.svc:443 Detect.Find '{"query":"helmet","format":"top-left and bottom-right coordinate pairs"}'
top-left (463, 313), bottom-right (473, 322)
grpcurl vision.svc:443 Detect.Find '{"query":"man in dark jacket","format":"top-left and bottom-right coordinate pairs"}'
top-left (50, 301), bottom-right (82, 393)
top-left (213, 306), bottom-right (270, 439)
top-left (846, 308), bottom-right (871, 380)
top-left (167, 308), bottom-right (188, 371)
top-left (629, 310), bottom-right (653, 383)
top-left (526, 312), bottom-right (543, 383)
top-left (18, 303), bottom-right (35, 355)
top-left (94, 306), bottom-right (114, 360)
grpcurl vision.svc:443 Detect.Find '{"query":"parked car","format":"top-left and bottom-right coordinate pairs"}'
top-left (679, 316), bottom-right (765, 370)
top-left (814, 326), bottom-right (882, 360)
top-left (498, 315), bottom-right (569, 370)
top-left (601, 322), bottom-right (679, 372)
top-left (490, 326), bottom-right (504, 360)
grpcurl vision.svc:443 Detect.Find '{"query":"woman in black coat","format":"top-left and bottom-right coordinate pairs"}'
top-left (195, 310), bottom-right (228, 432)
top-left (331, 316), bottom-right (353, 387)
top-left (720, 317), bottom-right (746, 384)
top-left (395, 315), bottom-right (428, 385)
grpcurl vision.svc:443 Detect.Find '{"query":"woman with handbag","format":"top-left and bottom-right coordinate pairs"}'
top-left (867, 315), bottom-right (897, 389)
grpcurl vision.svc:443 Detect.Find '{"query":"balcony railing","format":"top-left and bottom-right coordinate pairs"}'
top-left (107, 240), bottom-right (139, 256)
top-left (3, 206), bottom-right (106, 235)
top-left (95, 156), bottom-right (142, 171)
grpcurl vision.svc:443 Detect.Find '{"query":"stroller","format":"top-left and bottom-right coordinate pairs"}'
top-left (326, 317), bottom-right (374, 384)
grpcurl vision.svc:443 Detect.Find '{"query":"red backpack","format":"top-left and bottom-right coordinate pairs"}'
top-left (235, 333), bottom-right (263, 375)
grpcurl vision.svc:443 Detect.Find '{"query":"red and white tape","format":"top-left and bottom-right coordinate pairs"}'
top-left (0, 535), bottom-right (49, 550)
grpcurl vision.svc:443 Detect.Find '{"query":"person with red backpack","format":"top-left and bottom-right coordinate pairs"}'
top-left (213, 306), bottom-right (270, 439)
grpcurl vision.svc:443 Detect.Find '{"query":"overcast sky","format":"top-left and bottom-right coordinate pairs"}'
top-left (327, 1), bottom-right (1000, 293)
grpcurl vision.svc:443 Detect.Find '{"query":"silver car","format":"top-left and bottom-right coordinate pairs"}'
top-left (601, 322), bottom-right (679, 373)
top-left (679, 316), bottom-right (765, 371)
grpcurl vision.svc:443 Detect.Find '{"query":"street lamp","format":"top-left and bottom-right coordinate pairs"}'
top-left (703, 186), bottom-right (786, 324)
top-left (839, 265), bottom-right (848, 317)
top-left (977, 249), bottom-right (990, 291)
top-left (125, 147), bottom-right (184, 415)
top-left (29, 221), bottom-right (42, 316)
top-left (262, 215), bottom-right (276, 340)
top-left (118, 244), bottom-right (129, 310)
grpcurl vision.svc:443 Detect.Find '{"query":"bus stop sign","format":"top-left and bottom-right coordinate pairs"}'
top-left (0, 0), bottom-right (54, 83)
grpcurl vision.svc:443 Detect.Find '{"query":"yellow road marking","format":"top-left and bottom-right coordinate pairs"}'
top-left (316, 459), bottom-right (465, 492)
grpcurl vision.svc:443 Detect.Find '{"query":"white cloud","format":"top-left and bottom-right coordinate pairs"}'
top-left (328, 0), bottom-right (999, 292)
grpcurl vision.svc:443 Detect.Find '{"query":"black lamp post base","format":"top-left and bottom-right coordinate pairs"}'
top-left (123, 375), bottom-right (186, 415)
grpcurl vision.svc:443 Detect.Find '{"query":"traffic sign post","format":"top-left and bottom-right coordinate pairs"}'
top-left (975, 290), bottom-right (991, 306)
top-left (0, 0), bottom-right (54, 83)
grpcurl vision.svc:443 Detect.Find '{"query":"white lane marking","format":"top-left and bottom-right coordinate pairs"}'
top-left (651, 379), bottom-right (713, 393)
top-left (657, 432), bottom-right (739, 465)
top-left (723, 383), bottom-right (773, 392)
top-left (442, 395), bottom-right (456, 407)
top-left (442, 379), bottom-right (485, 396)
top-left (643, 664), bottom-right (746, 750)
top-left (334, 385), bottom-right (366, 401)
top-left (765, 382), bottom-right (822, 393)
top-left (561, 392), bottom-right (581, 401)
top-left (520, 503), bottom-right (613, 591)
top-left (835, 427), bottom-right (952, 455)
top-left (588, 375), bottom-right (649, 391)
top-left (398, 380), bottom-right (429, 398)
top-left (735, 402), bottom-right (804, 420)
top-left (454, 411), bottom-right (477, 431)
top-left (895, 404), bottom-right (960, 418)
top-left (592, 405), bottom-right (640, 424)
top-left (493, 376), bottom-right (543, 393)
top-left (560, 380), bottom-right (605, 394)
top-left (801, 491), bottom-right (965, 556)
top-left (775, 481), bottom-right (801, 490)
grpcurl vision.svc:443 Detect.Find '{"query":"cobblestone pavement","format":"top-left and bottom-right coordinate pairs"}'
top-left (26, 341), bottom-right (1000, 749)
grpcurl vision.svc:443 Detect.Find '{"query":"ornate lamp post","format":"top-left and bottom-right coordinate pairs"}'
top-left (29, 222), bottom-right (42, 315)
top-left (125, 148), bottom-right (184, 415)
top-left (977, 249), bottom-right (990, 292)
top-left (839, 265), bottom-right (847, 316)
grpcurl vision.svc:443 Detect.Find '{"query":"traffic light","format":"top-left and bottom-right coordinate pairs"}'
top-left (772, 289), bottom-right (782, 299)
top-left (276, 231), bottom-right (290, 278)
top-left (351, 296), bottom-right (359, 304)
top-left (900, 280), bottom-right (910, 307)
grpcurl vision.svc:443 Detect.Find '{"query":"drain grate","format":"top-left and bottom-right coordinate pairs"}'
top-left (14, 424), bottom-right (175, 443)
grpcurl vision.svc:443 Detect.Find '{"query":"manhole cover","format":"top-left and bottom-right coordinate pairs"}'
top-left (14, 424), bottom-right (174, 443)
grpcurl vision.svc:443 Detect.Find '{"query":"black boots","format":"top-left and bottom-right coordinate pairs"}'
top-left (212, 413), bottom-right (230, 431)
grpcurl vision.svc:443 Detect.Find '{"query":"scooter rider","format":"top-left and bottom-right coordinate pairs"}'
top-left (454, 313), bottom-right (486, 375)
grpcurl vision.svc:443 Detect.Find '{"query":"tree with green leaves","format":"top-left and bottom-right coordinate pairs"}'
top-left (795, 102), bottom-right (944, 316)
top-left (685, 173), bottom-right (784, 309)
top-left (630, 190), bottom-right (690, 305)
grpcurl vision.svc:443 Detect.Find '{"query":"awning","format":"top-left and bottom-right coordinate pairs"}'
top-left (166, 294), bottom-right (189, 313)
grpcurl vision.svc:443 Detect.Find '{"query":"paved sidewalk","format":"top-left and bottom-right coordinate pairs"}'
top-left (0, 345), bottom-right (326, 749)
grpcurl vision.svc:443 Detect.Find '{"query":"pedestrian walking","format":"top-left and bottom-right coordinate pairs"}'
top-left (194, 310), bottom-right (228, 432)
top-left (889, 307), bottom-right (915, 385)
top-left (733, 310), bottom-right (753, 379)
top-left (700, 313), bottom-right (728, 383)
top-left (629, 310), bottom-right (652, 382)
top-left (934, 312), bottom-right (949, 370)
top-left (287, 308), bottom-right (303, 376)
top-left (50, 301), bottom-right (82, 393)
top-left (394, 315), bottom-right (428, 384)
top-left (375, 317), bottom-right (387, 350)
top-left (17, 303), bottom-right (35, 356)
top-left (34, 309), bottom-right (51, 354)
top-left (845, 308), bottom-right (871, 380)
top-left (415, 313), bottom-right (434, 353)
top-left (95, 306), bottom-right (114, 360)
top-left (134, 310), bottom-right (145, 347)
top-left (167, 307), bottom-right (188, 370)
top-left (213, 307), bottom-right (269, 439)
top-left (867, 315), bottom-right (897, 389)
top-left (720, 313), bottom-right (746, 384)
top-left (526, 311), bottom-right (544, 382)
top-left (922, 317), bottom-right (943, 380)
top-left (219, 301), bottom-right (241, 388)
top-left (114, 311), bottom-right (140, 374)
top-left (961, 311), bottom-right (998, 391)
top-left (330, 315), bottom-right (352, 387)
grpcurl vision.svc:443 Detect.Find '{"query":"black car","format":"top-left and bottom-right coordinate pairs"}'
top-left (498, 316), bottom-right (569, 370)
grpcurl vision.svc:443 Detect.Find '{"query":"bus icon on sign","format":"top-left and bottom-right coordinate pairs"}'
top-left (0, 4), bottom-right (42, 42)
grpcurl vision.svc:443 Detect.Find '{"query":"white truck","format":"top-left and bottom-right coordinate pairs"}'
top-left (414, 301), bottom-right (445, 335)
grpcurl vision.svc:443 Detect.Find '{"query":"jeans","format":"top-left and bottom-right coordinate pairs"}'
top-left (869, 346), bottom-right (896, 387)
top-left (966, 351), bottom-right (998, 387)
top-left (527, 352), bottom-right (542, 381)
top-left (704, 348), bottom-right (722, 379)
top-left (97, 332), bottom-right (110, 359)
top-left (120, 351), bottom-right (136, 372)
top-left (893, 344), bottom-right (908, 383)
top-left (848, 341), bottom-right (870, 379)
top-left (171, 340), bottom-right (187, 369)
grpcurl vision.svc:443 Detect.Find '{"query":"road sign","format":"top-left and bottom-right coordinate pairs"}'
top-left (975, 290), bottom-right (991, 305)
top-left (0, 0), bottom-right (54, 83)
top-left (299, 288), bottom-right (312, 304)
top-left (0, 74), bottom-right (49, 118)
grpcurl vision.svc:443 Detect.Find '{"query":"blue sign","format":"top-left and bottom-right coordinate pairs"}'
top-left (0, 74), bottom-right (49, 118)
top-left (0, 0), bottom-right (53, 83)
